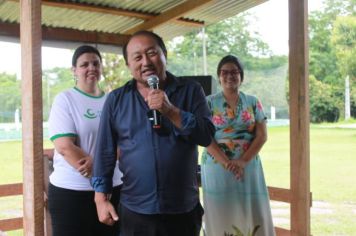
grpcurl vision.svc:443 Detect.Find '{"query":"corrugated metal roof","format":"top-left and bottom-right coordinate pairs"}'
top-left (0, 0), bottom-right (268, 41)
top-left (0, 1), bottom-right (19, 23)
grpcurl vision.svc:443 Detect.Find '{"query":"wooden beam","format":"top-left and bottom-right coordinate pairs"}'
top-left (20, 0), bottom-right (44, 235)
top-left (124, 0), bottom-right (213, 34)
top-left (288, 0), bottom-right (311, 236)
top-left (43, 149), bottom-right (52, 236)
top-left (0, 22), bottom-right (130, 46)
top-left (0, 22), bottom-right (19, 38)
top-left (268, 186), bottom-right (291, 203)
top-left (275, 227), bottom-right (291, 236)
top-left (7, 0), bottom-right (204, 27)
top-left (0, 217), bottom-right (23, 232)
top-left (42, 27), bottom-right (130, 46)
top-left (0, 183), bottom-right (22, 197)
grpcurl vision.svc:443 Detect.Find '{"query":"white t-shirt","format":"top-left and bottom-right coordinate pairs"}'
top-left (48, 87), bottom-right (122, 191)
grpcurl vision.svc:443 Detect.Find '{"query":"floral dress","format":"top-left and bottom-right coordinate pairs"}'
top-left (201, 91), bottom-right (275, 236)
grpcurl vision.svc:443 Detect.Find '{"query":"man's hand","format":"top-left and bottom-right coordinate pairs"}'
top-left (94, 192), bottom-right (119, 225)
top-left (146, 89), bottom-right (173, 115)
top-left (146, 89), bottom-right (182, 128)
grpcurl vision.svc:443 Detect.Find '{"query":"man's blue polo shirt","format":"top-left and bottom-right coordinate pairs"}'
top-left (92, 72), bottom-right (214, 214)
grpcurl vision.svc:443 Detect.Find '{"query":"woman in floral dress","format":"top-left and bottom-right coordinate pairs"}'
top-left (201, 55), bottom-right (275, 236)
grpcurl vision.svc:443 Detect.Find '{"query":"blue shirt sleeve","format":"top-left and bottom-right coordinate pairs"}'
top-left (172, 111), bottom-right (196, 136)
top-left (173, 82), bottom-right (215, 147)
top-left (91, 92), bottom-right (117, 193)
top-left (91, 176), bottom-right (112, 193)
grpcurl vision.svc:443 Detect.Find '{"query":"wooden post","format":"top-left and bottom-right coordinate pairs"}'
top-left (288, 0), bottom-right (310, 235)
top-left (20, 0), bottom-right (44, 235)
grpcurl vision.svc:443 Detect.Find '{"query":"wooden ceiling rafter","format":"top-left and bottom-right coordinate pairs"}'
top-left (0, 22), bottom-right (130, 46)
top-left (1, 0), bottom-right (212, 45)
top-left (124, 0), bottom-right (214, 34)
top-left (7, 0), bottom-right (205, 28)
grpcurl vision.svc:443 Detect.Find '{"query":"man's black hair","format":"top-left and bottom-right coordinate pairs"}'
top-left (123, 30), bottom-right (167, 65)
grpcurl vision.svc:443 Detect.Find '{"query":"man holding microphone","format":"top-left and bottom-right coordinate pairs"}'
top-left (91, 30), bottom-right (215, 236)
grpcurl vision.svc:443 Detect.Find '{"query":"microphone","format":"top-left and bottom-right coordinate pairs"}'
top-left (147, 75), bottom-right (161, 129)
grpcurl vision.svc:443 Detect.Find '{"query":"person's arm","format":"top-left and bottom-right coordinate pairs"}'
top-left (146, 88), bottom-right (182, 128)
top-left (179, 84), bottom-right (215, 147)
top-left (53, 136), bottom-right (92, 177)
top-left (94, 192), bottom-right (119, 225)
top-left (162, 101), bottom-right (182, 129)
top-left (207, 140), bottom-right (244, 178)
top-left (94, 147), bottom-right (122, 225)
top-left (234, 121), bottom-right (267, 167)
top-left (91, 92), bottom-right (119, 225)
top-left (48, 92), bottom-right (92, 177)
top-left (206, 140), bottom-right (230, 169)
top-left (147, 82), bottom-right (215, 147)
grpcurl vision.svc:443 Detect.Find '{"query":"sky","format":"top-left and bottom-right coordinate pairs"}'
top-left (0, 0), bottom-right (323, 75)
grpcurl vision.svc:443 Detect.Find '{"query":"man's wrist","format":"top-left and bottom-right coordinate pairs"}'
top-left (95, 192), bottom-right (109, 203)
top-left (164, 104), bottom-right (179, 119)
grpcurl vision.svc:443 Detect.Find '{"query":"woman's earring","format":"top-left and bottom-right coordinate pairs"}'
top-left (73, 76), bottom-right (78, 83)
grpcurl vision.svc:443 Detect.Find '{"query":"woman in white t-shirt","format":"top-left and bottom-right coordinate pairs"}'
top-left (48, 45), bottom-right (123, 236)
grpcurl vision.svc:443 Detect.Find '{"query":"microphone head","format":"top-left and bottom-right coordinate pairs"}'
top-left (147, 75), bottom-right (159, 87)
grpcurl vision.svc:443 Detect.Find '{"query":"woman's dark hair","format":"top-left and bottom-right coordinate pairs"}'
top-left (123, 30), bottom-right (167, 65)
top-left (217, 55), bottom-right (244, 82)
top-left (72, 45), bottom-right (102, 67)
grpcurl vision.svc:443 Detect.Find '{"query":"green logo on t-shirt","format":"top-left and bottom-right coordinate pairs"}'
top-left (84, 109), bottom-right (98, 119)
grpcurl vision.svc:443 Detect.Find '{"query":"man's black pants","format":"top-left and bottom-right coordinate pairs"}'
top-left (119, 203), bottom-right (204, 236)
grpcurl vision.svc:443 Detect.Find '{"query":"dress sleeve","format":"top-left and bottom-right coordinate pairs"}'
top-left (253, 97), bottom-right (267, 123)
top-left (48, 92), bottom-right (78, 141)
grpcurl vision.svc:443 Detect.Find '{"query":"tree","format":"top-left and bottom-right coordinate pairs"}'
top-left (309, 75), bottom-right (340, 123)
top-left (41, 53), bottom-right (133, 121)
top-left (308, 0), bottom-right (355, 121)
top-left (42, 67), bottom-right (74, 120)
top-left (168, 13), bottom-right (287, 74)
top-left (0, 72), bottom-right (21, 123)
top-left (166, 13), bottom-right (288, 118)
top-left (242, 65), bottom-right (289, 119)
top-left (101, 53), bottom-right (131, 92)
top-left (331, 16), bottom-right (356, 118)
top-left (203, 13), bottom-right (271, 58)
top-left (309, 4), bottom-right (340, 84)
top-left (164, 12), bottom-right (290, 120)
top-left (331, 16), bottom-right (356, 79)
top-left (309, 0), bottom-right (355, 83)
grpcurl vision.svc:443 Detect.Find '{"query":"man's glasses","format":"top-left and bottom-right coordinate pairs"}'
top-left (220, 69), bottom-right (240, 77)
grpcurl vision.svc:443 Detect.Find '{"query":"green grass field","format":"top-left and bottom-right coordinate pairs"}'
top-left (261, 126), bottom-right (356, 235)
top-left (1, 125), bottom-right (356, 235)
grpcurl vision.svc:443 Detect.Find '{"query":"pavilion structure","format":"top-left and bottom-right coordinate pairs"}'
top-left (0, 0), bottom-right (310, 235)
